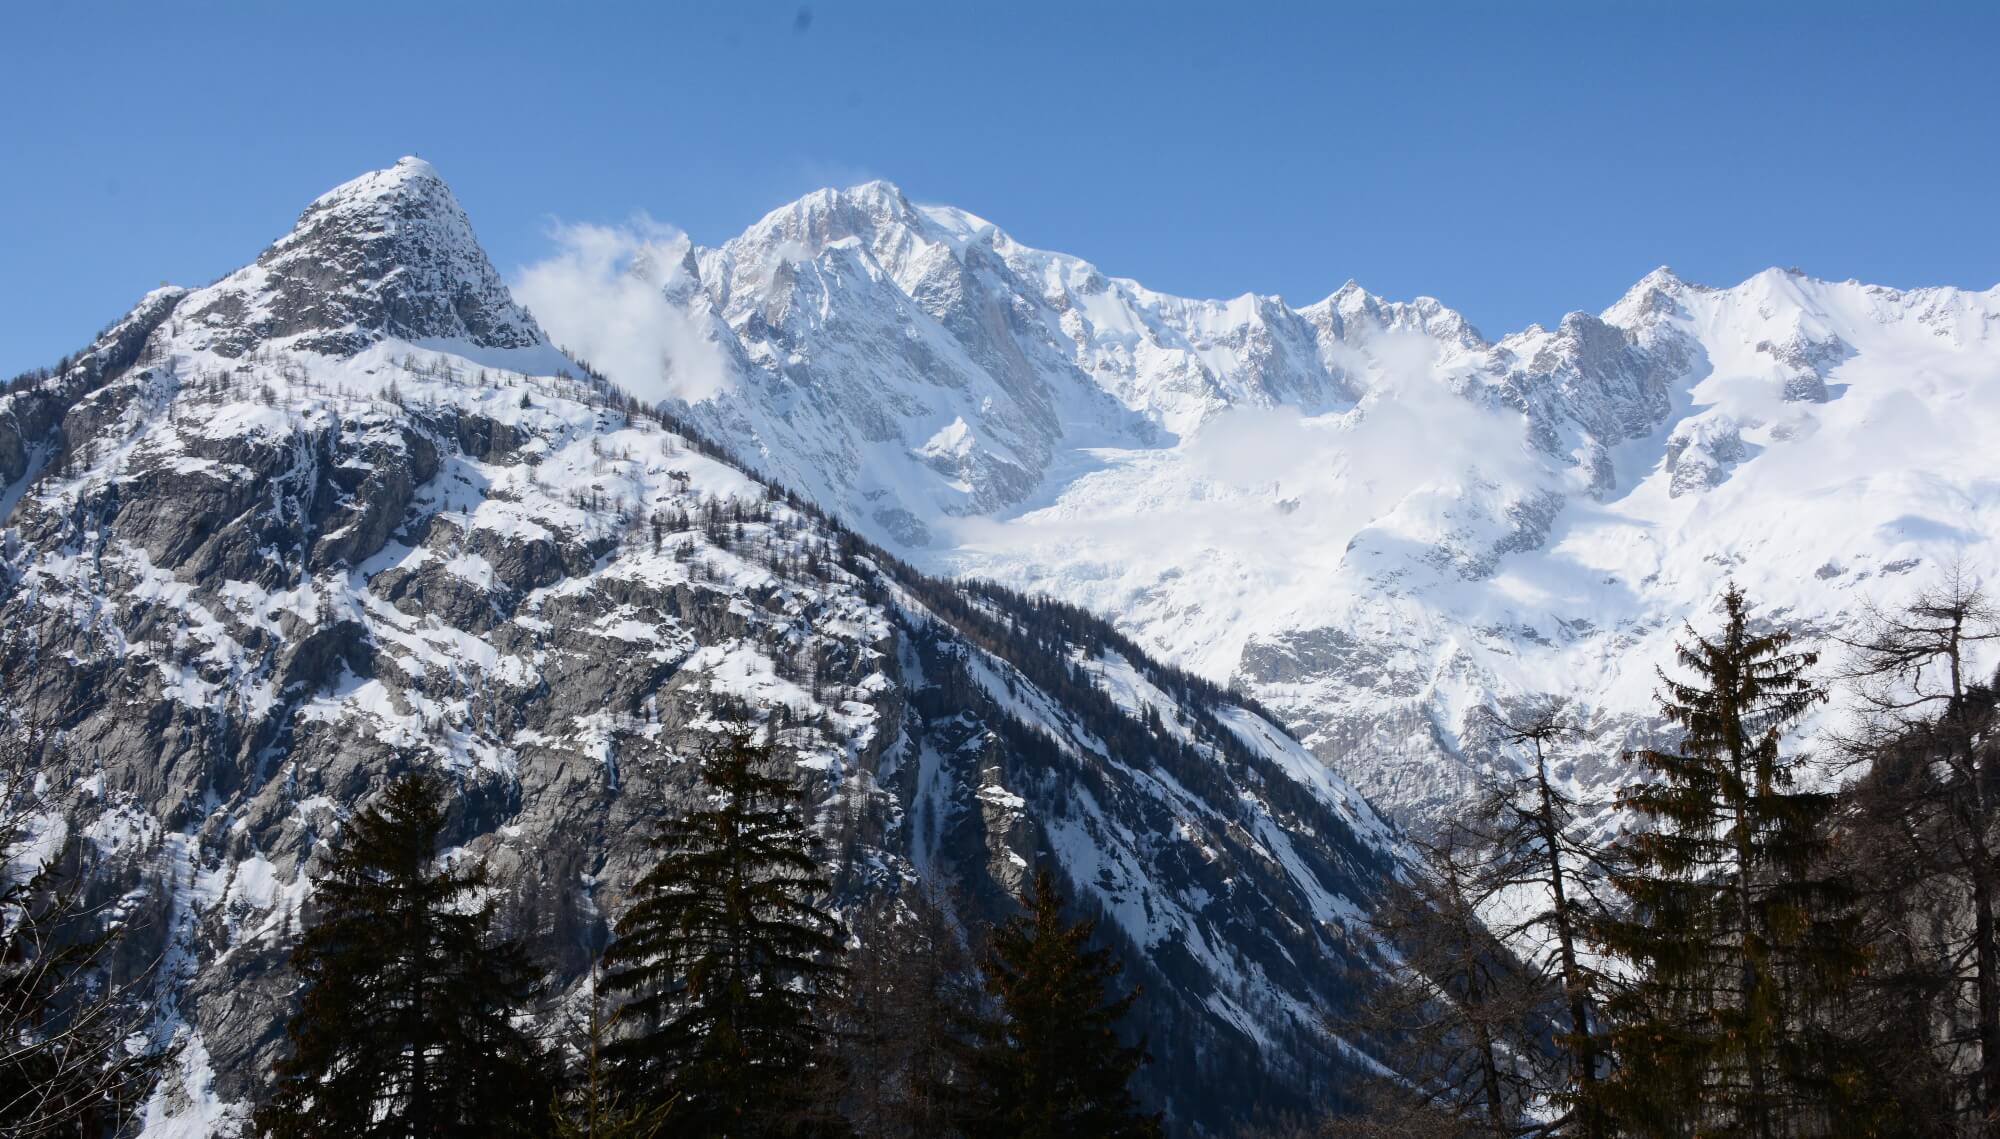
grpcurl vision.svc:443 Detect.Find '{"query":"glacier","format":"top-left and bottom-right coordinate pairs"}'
top-left (594, 179), bottom-right (2000, 828)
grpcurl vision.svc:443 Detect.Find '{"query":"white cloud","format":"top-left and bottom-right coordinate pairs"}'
top-left (511, 216), bottom-right (733, 403)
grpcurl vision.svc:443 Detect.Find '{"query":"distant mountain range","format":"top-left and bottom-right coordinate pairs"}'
top-left (624, 178), bottom-right (2000, 828)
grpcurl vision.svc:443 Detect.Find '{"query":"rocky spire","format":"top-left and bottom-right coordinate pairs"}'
top-left (183, 156), bottom-right (545, 357)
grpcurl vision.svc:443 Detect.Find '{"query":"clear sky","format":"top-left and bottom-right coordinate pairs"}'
top-left (3, 1), bottom-right (1995, 379)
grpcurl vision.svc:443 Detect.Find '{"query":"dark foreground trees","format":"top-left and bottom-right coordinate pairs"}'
top-left (244, 733), bottom-right (1164, 1138)
top-left (600, 732), bottom-right (850, 1137)
top-left (1326, 831), bottom-right (1551, 1138)
top-left (1594, 585), bottom-right (1869, 1134)
top-left (1279, 584), bottom-right (1938, 1139)
top-left (1835, 573), bottom-right (2000, 1134)
top-left (836, 886), bottom-right (983, 1138)
top-left (254, 772), bottom-right (551, 1139)
top-left (544, 973), bottom-right (674, 1139)
top-left (1474, 704), bottom-right (1618, 1138)
top-left (954, 868), bottom-right (1162, 1139)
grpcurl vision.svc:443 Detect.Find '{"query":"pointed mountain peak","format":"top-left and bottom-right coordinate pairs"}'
top-left (1306, 280), bottom-right (1488, 350)
top-left (183, 157), bottom-right (544, 358)
top-left (844, 177), bottom-right (910, 204)
top-left (288, 155), bottom-right (460, 241)
top-left (1604, 264), bottom-right (1696, 327)
top-left (734, 178), bottom-right (938, 261)
top-left (1328, 279), bottom-right (1370, 305)
top-left (1634, 264), bottom-right (1683, 289)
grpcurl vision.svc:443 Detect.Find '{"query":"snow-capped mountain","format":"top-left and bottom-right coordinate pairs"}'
top-left (637, 180), bottom-right (2000, 827)
top-left (0, 159), bottom-right (1407, 1136)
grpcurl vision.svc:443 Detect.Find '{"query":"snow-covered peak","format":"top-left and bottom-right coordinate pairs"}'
top-left (654, 183), bottom-right (2000, 835)
top-left (176, 156), bottom-right (546, 358)
top-left (303, 154), bottom-right (443, 207)
top-left (1602, 265), bottom-right (1697, 327)
top-left (733, 179), bottom-right (930, 255)
top-left (1303, 282), bottom-right (1489, 351)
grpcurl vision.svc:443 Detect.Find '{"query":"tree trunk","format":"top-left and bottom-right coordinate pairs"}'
top-left (1533, 742), bottom-right (1602, 1138)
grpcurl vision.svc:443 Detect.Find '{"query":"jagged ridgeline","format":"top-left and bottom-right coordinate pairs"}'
top-left (0, 159), bottom-right (1407, 1136)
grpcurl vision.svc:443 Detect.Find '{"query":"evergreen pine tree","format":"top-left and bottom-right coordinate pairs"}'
top-left (254, 772), bottom-right (551, 1139)
top-left (955, 868), bottom-right (1162, 1139)
top-left (1595, 586), bottom-right (1867, 1137)
top-left (600, 732), bottom-right (850, 1137)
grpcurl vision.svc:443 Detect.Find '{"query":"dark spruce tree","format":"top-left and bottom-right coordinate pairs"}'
top-left (600, 731), bottom-right (850, 1137)
top-left (955, 868), bottom-right (1162, 1139)
top-left (1595, 586), bottom-right (1868, 1137)
top-left (253, 772), bottom-right (551, 1139)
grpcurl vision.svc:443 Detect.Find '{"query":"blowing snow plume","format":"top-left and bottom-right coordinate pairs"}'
top-left (512, 217), bottom-right (732, 402)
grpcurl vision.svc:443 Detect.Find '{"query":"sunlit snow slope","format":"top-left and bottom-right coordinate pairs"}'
top-left (618, 182), bottom-right (2000, 826)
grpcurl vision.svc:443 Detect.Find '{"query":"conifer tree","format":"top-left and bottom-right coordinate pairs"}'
top-left (600, 731), bottom-right (850, 1137)
top-left (1596, 586), bottom-right (1866, 1137)
top-left (955, 868), bottom-right (1162, 1139)
top-left (255, 772), bottom-right (551, 1139)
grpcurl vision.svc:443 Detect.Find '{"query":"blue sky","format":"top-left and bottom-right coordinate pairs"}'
top-left (3, 1), bottom-right (1995, 379)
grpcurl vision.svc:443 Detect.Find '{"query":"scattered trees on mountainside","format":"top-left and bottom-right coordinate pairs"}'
top-left (254, 772), bottom-right (552, 1139)
top-left (42, 560), bottom-right (2000, 1137)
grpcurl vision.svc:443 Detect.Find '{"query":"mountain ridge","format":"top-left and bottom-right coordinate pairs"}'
top-left (628, 177), bottom-right (2000, 828)
top-left (0, 158), bottom-right (1410, 1137)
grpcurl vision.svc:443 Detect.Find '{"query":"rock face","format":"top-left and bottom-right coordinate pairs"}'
top-left (182, 157), bottom-right (545, 358)
top-left (632, 184), bottom-right (2000, 830)
top-left (0, 161), bottom-right (1407, 1138)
